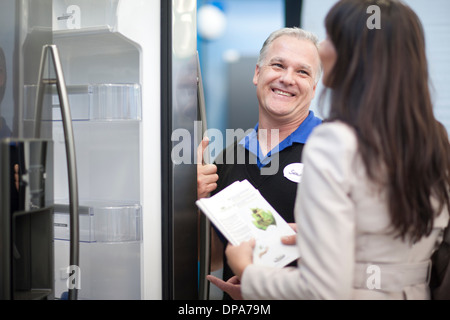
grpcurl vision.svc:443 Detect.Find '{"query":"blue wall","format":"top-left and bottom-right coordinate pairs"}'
top-left (302, 0), bottom-right (450, 132)
top-left (197, 0), bottom-right (284, 134)
top-left (199, 0), bottom-right (450, 135)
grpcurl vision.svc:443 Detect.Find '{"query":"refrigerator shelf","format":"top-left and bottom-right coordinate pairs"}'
top-left (53, 26), bottom-right (114, 38)
top-left (53, 201), bottom-right (142, 243)
top-left (24, 83), bottom-right (142, 121)
top-left (53, 27), bottom-right (139, 60)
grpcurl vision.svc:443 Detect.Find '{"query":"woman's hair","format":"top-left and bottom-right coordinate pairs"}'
top-left (323, 0), bottom-right (450, 242)
top-left (257, 27), bottom-right (323, 84)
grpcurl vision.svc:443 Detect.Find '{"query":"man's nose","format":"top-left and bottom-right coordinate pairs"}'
top-left (280, 68), bottom-right (295, 85)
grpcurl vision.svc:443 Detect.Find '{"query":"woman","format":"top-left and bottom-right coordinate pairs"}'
top-left (226, 0), bottom-right (450, 299)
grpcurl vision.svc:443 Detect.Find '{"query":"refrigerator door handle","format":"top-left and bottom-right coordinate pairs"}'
top-left (34, 45), bottom-right (80, 300)
top-left (197, 51), bottom-right (211, 300)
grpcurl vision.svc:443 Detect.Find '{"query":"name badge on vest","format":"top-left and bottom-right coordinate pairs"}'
top-left (283, 163), bottom-right (304, 183)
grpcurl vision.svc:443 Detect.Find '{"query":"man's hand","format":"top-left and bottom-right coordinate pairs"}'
top-left (197, 137), bottom-right (218, 199)
top-left (14, 164), bottom-right (19, 191)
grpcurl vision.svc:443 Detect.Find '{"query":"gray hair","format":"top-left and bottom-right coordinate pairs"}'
top-left (257, 27), bottom-right (322, 84)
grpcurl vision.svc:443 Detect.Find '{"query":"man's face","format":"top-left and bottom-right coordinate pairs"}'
top-left (253, 35), bottom-right (320, 124)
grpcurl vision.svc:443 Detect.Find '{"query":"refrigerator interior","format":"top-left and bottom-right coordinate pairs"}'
top-left (18, 0), bottom-right (199, 300)
top-left (30, 0), bottom-right (145, 299)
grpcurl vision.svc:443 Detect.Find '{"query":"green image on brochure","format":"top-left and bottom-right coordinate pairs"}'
top-left (251, 208), bottom-right (277, 231)
top-left (196, 180), bottom-right (299, 268)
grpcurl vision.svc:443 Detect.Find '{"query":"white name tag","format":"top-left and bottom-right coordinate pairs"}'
top-left (283, 163), bottom-right (304, 184)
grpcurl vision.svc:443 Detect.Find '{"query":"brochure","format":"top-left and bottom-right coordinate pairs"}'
top-left (196, 180), bottom-right (299, 268)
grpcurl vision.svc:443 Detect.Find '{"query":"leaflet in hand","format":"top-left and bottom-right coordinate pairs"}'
top-left (196, 180), bottom-right (299, 268)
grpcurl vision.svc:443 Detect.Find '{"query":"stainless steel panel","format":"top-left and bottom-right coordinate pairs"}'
top-left (162, 0), bottom-right (199, 299)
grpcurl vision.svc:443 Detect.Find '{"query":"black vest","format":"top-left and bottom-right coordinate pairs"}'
top-left (212, 141), bottom-right (305, 298)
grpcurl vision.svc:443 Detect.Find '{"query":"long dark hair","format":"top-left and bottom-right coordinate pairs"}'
top-left (323, 0), bottom-right (450, 242)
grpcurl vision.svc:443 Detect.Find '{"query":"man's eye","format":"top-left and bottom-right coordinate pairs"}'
top-left (272, 63), bottom-right (283, 68)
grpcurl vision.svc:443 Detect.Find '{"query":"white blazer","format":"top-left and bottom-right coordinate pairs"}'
top-left (241, 121), bottom-right (449, 300)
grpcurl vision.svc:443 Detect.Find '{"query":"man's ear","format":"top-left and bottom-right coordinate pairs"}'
top-left (252, 65), bottom-right (260, 86)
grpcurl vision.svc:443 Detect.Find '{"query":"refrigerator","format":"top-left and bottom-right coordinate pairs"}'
top-left (1, 0), bottom-right (202, 300)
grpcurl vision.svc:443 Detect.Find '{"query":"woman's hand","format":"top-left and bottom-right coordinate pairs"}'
top-left (225, 238), bottom-right (255, 279)
top-left (281, 223), bottom-right (297, 245)
top-left (206, 275), bottom-right (243, 300)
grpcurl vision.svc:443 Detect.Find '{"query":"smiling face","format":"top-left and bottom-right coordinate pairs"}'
top-left (253, 35), bottom-right (320, 125)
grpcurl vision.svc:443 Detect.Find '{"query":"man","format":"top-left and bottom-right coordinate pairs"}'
top-left (197, 27), bottom-right (323, 299)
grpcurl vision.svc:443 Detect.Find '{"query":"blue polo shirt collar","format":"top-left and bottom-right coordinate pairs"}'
top-left (239, 111), bottom-right (322, 168)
